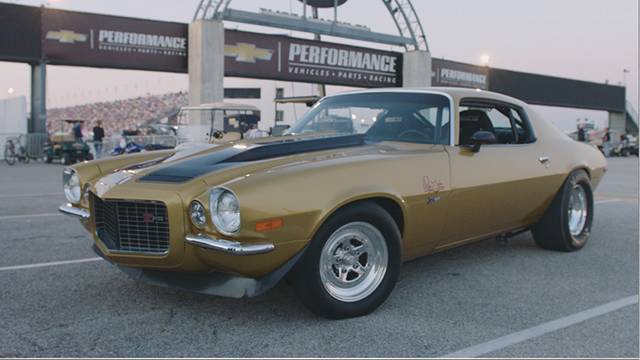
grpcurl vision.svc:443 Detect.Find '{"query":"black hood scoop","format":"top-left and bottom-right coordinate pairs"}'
top-left (138, 134), bottom-right (366, 183)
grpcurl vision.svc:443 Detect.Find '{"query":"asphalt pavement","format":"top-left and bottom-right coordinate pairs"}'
top-left (0, 156), bottom-right (637, 358)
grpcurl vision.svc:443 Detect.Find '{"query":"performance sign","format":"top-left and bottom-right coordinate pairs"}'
top-left (42, 8), bottom-right (188, 73)
top-left (432, 58), bottom-right (489, 90)
top-left (224, 30), bottom-right (403, 87)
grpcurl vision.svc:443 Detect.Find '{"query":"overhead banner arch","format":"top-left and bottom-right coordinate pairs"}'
top-left (224, 30), bottom-right (402, 87)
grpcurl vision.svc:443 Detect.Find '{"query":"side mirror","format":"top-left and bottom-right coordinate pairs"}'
top-left (470, 130), bottom-right (496, 153)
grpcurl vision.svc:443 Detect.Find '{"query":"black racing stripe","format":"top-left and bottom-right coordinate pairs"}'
top-left (137, 134), bottom-right (365, 183)
top-left (222, 134), bottom-right (365, 162)
top-left (137, 146), bottom-right (245, 183)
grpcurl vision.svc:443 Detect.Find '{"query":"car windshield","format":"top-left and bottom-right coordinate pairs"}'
top-left (283, 92), bottom-right (452, 145)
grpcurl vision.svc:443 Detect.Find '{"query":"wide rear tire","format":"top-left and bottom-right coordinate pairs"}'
top-left (532, 170), bottom-right (593, 251)
top-left (291, 201), bottom-right (402, 319)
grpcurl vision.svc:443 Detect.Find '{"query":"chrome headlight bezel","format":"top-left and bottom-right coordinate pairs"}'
top-left (190, 200), bottom-right (207, 228)
top-left (63, 168), bottom-right (82, 204)
top-left (209, 187), bottom-right (241, 235)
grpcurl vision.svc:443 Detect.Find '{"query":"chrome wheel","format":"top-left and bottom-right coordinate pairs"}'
top-left (319, 222), bottom-right (388, 303)
top-left (568, 184), bottom-right (587, 236)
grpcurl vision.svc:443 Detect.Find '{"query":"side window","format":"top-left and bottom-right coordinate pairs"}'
top-left (459, 100), bottom-right (534, 145)
top-left (419, 107), bottom-right (451, 145)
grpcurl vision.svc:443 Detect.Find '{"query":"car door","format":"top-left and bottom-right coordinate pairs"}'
top-left (437, 99), bottom-right (556, 249)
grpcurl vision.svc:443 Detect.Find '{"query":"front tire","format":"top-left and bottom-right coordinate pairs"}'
top-left (291, 201), bottom-right (402, 319)
top-left (532, 170), bottom-right (593, 251)
top-left (43, 152), bottom-right (52, 163)
top-left (61, 153), bottom-right (71, 165)
top-left (4, 147), bottom-right (16, 165)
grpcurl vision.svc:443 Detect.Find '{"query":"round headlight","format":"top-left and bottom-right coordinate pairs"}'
top-left (63, 168), bottom-right (81, 204)
top-left (190, 201), bottom-right (206, 227)
top-left (209, 187), bottom-right (241, 235)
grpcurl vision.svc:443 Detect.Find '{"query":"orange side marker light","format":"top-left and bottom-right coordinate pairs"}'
top-left (255, 219), bottom-right (283, 232)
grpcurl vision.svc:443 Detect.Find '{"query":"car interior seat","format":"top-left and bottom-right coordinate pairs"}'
top-left (367, 107), bottom-right (418, 140)
top-left (458, 109), bottom-right (495, 146)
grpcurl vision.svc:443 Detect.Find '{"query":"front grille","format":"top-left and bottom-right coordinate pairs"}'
top-left (93, 194), bottom-right (170, 254)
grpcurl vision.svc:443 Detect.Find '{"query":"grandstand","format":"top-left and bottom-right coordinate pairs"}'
top-left (46, 91), bottom-right (189, 137)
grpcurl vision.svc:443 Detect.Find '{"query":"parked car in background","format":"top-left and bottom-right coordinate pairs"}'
top-left (59, 88), bottom-right (607, 319)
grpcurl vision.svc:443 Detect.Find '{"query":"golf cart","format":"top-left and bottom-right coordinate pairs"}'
top-left (43, 118), bottom-right (93, 165)
top-left (176, 102), bottom-right (261, 144)
top-left (272, 95), bottom-right (322, 135)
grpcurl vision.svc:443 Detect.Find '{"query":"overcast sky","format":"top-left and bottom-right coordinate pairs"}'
top-left (1, 0), bottom-right (637, 131)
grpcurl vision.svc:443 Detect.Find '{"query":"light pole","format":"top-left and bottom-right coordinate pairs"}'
top-left (623, 69), bottom-right (630, 88)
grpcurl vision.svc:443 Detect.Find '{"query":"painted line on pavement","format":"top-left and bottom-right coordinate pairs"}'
top-left (439, 294), bottom-right (639, 358)
top-left (0, 192), bottom-right (61, 198)
top-left (0, 257), bottom-right (102, 272)
top-left (594, 197), bottom-right (637, 202)
top-left (0, 213), bottom-right (62, 220)
top-left (595, 192), bottom-right (638, 197)
top-left (594, 199), bottom-right (620, 204)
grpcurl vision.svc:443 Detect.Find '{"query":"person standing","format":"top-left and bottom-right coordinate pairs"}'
top-left (620, 132), bottom-right (629, 147)
top-left (93, 120), bottom-right (105, 159)
top-left (72, 122), bottom-right (83, 142)
top-left (602, 128), bottom-right (611, 157)
top-left (577, 124), bottom-right (585, 141)
top-left (244, 123), bottom-right (265, 139)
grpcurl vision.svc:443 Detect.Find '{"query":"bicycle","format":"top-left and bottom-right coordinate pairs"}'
top-left (4, 135), bottom-right (30, 165)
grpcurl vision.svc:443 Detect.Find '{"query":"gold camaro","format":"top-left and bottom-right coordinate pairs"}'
top-left (59, 88), bottom-right (607, 319)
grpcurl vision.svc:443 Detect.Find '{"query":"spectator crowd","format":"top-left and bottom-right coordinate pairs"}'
top-left (46, 92), bottom-right (189, 137)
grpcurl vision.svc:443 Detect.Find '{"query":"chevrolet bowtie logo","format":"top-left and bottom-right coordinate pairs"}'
top-left (224, 43), bottom-right (273, 63)
top-left (46, 30), bottom-right (87, 44)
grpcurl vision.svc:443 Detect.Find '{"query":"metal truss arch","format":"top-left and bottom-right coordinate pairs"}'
top-left (193, 0), bottom-right (233, 20)
top-left (381, 0), bottom-right (428, 51)
top-left (194, 0), bottom-right (428, 51)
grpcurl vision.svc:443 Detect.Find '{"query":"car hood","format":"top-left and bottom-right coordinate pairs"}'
top-left (120, 134), bottom-right (373, 184)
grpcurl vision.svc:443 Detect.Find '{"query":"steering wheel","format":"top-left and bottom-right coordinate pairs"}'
top-left (398, 129), bottom-right (430, 139)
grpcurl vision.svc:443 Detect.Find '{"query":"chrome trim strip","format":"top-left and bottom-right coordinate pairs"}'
top-left (185, 233), bottom-right (275, 255)
top-left (59, 203), bottom-right (91, 221)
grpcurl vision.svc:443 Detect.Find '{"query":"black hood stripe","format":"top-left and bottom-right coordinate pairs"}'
top-left (138, 134), bottom-right (366, 183)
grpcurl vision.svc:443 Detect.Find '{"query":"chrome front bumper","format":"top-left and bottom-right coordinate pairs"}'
top-left (60, 203), bottom-right (275, 256)
top-left (185, 233), bottom-right (275, 255)
top-left (59, 203), bottom-right (90, 220)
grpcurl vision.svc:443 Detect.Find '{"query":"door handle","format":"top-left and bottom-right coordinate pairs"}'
top-left (539, 156), bottom-right (550, 168)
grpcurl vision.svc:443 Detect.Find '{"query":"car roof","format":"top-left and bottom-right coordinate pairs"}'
top-left (322, 87), bottom-right (529, 108)
top-left (273, 96), bottom-right (321, 107)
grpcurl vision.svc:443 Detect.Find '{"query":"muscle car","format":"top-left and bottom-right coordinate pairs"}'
top-left (59, 88), bottom-right (607, 319)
